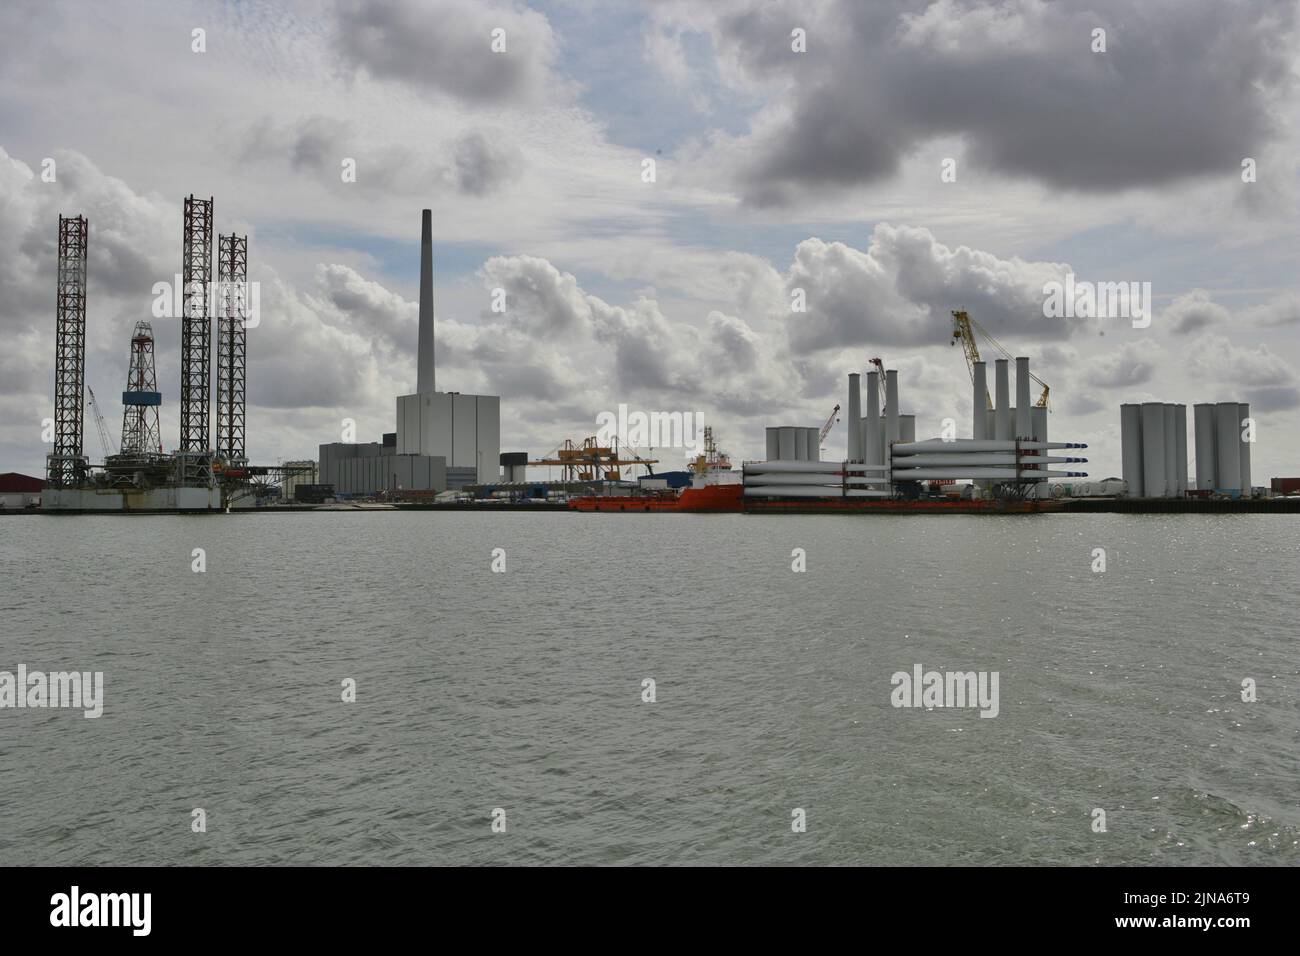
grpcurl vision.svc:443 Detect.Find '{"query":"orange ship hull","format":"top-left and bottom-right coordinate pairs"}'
top-left (569, 483), bottom-right (744, 512)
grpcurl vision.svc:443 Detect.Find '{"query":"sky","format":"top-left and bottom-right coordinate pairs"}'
top-left (2, 0), bottom-right (1299, 483)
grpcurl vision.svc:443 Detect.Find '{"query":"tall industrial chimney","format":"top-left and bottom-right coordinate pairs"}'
top-left (417, 208), bottom-right (435, 394)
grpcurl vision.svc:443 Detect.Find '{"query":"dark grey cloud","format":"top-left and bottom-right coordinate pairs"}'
top-left (332, 0), bottom-right (562, 106)
top-left (1245, 385), bottom-right (1300, 413)
top-left (452, 131), bottom-right (524, 196)
top-left (290, 116), bottom-right (351, 172)
top-left (710, 0), bottom-right (1298, 206)
top-left (1163, 290), bottom-right (1231, 334)
top-left (783, 223), bottom-right (1070, 351)
top-left (1085, 345), bottom-right (1154, 388)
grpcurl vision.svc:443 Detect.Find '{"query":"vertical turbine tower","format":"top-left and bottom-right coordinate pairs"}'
top-left (216, 233), bottom-right (247, 462)
top-left (180, 195), bottom-right (213, 451)
top-left (49, 214), bottom-right (89, 485)
top-left (120, 321), bottom-right (163, 455)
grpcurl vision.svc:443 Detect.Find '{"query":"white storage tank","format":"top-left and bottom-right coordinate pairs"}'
top-left (778, 426), bottom-right (797, 461)
top-left (1120, 403), bottom-right (1143, 497)
top-left (1238, 402), bottom-right (1252, 496)
top-left (1214, 402), bottom-right (1241, 492)
top-left (1193, 403), bottom-right (1215, 491)
top-left (1140, 402), bottom-right (1166, 497)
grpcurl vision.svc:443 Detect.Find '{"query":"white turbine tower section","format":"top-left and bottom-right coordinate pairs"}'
top-left (972, 361), bottom-right (987, 441)
top-left (864, 370), bottom-right (881, 468)
top-left (885, 370), bottom-right (900, 443)
top-left (1015, 357), bottom-right (1031, 439)
top-left (847, 373), bottom-right (862, 461)
top-left (994, 359), bottom-right (1010, 441)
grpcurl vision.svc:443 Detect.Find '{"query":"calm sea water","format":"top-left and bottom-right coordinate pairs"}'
top-left (1, 511), bottom-right (1296, 866)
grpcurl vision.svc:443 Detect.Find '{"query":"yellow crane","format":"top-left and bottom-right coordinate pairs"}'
top-left (529, 436), bottom-right (657, 482)
top-left (950, 310), bottom-right (1050, 410)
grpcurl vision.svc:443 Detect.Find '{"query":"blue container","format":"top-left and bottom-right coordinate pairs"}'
top-left (122, 390), bottom-right (162, 406)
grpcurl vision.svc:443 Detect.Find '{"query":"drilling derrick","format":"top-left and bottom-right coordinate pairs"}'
top-left (215, 234), bottom-right (247, 463)
top-left (119, 321), bottom-right (163, 455)
top-left (48, 214), bottom-right (89, 485)
top-left (180, 195), bottom-right (213, 452)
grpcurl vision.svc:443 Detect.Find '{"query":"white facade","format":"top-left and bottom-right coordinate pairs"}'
top-left (396, 392), bottom-right (500, 482)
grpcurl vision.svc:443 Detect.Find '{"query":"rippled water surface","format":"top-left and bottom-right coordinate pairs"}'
top-left (1, 511), bottom-right (1297, 865)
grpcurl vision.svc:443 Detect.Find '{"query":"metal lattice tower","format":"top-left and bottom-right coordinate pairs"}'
top-left (180, 195), bottom-right (213, 451)
top-left (119, 321), bottom-right (163, 455)
top-left (48, 214), bottom-right (89, 485)
top-left (215, 234), bottom-right (247, 462)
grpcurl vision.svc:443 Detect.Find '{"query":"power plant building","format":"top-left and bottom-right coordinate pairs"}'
top-left (393, 209), bottom-right (499, 483)
top-left (319, 208), bottom-right (502, 495)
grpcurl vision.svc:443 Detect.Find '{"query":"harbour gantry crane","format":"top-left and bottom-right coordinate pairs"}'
top-left (528, 436), bottom-right (658, 483)
top-left (950, 310), bottom-right (1050, 410)
top-left (85, 386), bottom-right (117, 459)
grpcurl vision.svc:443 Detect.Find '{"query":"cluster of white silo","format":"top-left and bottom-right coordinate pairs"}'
top-left (1193, 402), bottom-right (1252, 496)
top-left (764, 426), bottom-right (823, 462)
top-left (1121, 401), bottom-right (1251, 497)
top-left (1119, 403), bottom-right (1187, 498)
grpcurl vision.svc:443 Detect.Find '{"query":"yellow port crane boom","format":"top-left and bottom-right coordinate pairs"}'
top-left (950, 310), bottom-right (1050, 410)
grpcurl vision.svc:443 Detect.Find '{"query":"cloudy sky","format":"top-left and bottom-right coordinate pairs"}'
top-left (2, 0), bottom-right (1299, 482)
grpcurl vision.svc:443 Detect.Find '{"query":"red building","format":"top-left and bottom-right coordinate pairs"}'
top-left (0, 472), bottom-right (45, 509)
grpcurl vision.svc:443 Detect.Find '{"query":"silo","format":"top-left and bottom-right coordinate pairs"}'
top-left (778, 426), bottom-right (797, 461)
top-left (1162, 404), bottom-right (1177, 498)
top-left (1015, 357), bottom-right (1031, 439)
top-left (805, 427), bottom-right (821, 461)
top-left (1214, 402), bottom-right (1240, 492)
top-left (900, 415), bottom-right (915, 444)
top-left (1193, 404), bottom-right (1215, 491)
top-left (847, 373), bottom-right (862, 461)
top-left (794, 427), bottom-right (809, 461)
top-left (994, 360), bottom-right (1010, 440)
top-left (1173, 404), bottom-right (1187, 495)
top-left (972, 362), bottom-right (987, 440)
top-left (765, 427), bottom-right (780, 462)
top-left (1140, 402), bottom-right (1166, 497)
top-left (864, 371), bottom-right (881, 467)
top-left (1238, 402), bottom-right (1251, 496)
top-left (1120, 404), bottom-right (1143, 497)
